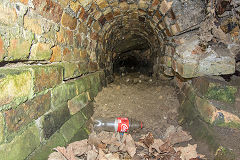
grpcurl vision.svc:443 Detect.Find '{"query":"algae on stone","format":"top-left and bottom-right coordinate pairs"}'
top-left (206, 84), bottom-right (237, 104)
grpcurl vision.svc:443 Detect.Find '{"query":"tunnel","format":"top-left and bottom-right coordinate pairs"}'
top-left (0, 0), bottom-right (239, 159)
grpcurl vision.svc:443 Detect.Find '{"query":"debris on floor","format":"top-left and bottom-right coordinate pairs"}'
top-left (48, 130), bottom-right (205, 160)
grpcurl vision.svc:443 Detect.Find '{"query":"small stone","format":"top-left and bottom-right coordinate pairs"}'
top-left (116, 85), bottom-right (121, 90)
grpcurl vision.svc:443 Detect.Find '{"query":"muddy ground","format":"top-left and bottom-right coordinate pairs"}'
top-left (92, 73), bottom-right (214, 159)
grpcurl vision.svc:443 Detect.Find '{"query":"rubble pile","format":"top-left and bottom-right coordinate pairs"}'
top-left (48, 126), bottom-right (205, 160)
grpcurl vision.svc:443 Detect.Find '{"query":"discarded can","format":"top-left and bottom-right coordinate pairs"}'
top-left (93, 117), bottom-right (143, 132)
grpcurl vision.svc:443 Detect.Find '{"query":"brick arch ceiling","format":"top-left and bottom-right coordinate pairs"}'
top-left (76, 0), bottom-right (174, 67)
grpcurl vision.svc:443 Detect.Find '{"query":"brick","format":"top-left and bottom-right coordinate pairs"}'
top-left (139, 0), bottom-right (148, 10)
top-left (57, 27), bottom-right (73, 45)
top-left (74, 34), bottom-right (81, 48)
top-left (98, 15), bottom-right (106, 26)
top-left (24, 15), bottom-right (42, 35)
top-left (104, 8), bottom-right (114, 21)
top-left (10, 0), bottom-right (29, 5)
top-left (42, 103), bottom-right (71, 139)
top-left (29, 43), bottom-right (52, 60)
top-left (87, 17), bottom-right (93, 26)
top-left (152, 0), bottom-right (160, 9)
top-left (58, 0), bottom-right (71, 7)
top-left (92, 21), bottom-right (101, 31)
top-left (5, 91), bottom-right (51, 133)
top-left (79, 7), bottom-right (86, 20)
top-left (32, 0), bottom-right (63, 23)
top-left (113, 8), bottom-right (121, 17)
top-left (80, 49), bottom-right (87, 60)
top-left (68, 92), bottom-right (89, 115)
top-left (88, 61), bottom-right (99, 72)
top-left (51, 81), bottom-right (77, 107)
top-left (96, 0), bottom-right (108, 9)
top-left (0, 36), bottom-right (5, 61)
top-left (61, 12), bottom-right (77, 30)
top-left (27, 131), bottom-right (66, 160)
top-left (65, 30), bottom-right (74, 45)
top-left (78, 23), bottom-right (87, 33)
top-left (119, 2), bottom-right (129, 10)
top-left (62, 48), bottom-right (72, 62)
top-left (7, 38), bottom-right (32, 60)
top-left (170, 23), bottom-right (181, 35)
top-left (50, 45), bottom-right (62, 62)
top-left (73, 48), bottom-right (80, 60)
top-left (0, 113), bottom-right (4, 143)
top-left (159, 0), bottom-right (173, 15)
top-left (0, 4), bottom-right (17, 26)
top-left (30, 65), bottom-right (63, 93)
top-left (0, 124), bottom-right (40, 160)
top-left (90, 32), bottom-right (98, 41)
top-left (79, 0), bottom-right (92, 7)
top-left (70, 1), bottom-right (81, 14)
top-left (0, 68), bottom-right (33, 107)
top-left (59, 110), bottom-right (86, 142)
top-left (57, 27), bottom-right (65, 43)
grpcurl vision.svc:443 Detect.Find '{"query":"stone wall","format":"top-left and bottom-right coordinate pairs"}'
top-left (0, 65), bottom-right (105, 159)
top-left (175, 75), bottom-right (240, 152)
top-left (0, 0), bottom-right (239, 159)
top-left (0, 0), bottom-right (107, 159)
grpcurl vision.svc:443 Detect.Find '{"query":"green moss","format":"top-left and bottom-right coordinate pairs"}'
top-left (0, 124), bottom-right (40, 160)
top-left (214, 146), bottom-right (235, 160)
top-left (27, 131), bottom-right (66, 160)
top-left (0, 69), bottom-right (33, 108)
top-left (206, 84), bottom-right (237, 103)
top-left (217, 121), bottom-right (240, 130)
top-left (51, 82), bottom-right (77, 107)
top-left (59, 62), bottom-right (80, 79)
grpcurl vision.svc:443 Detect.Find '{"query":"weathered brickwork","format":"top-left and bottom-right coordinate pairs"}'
top-left (0, 0), bottom-right (239, 159)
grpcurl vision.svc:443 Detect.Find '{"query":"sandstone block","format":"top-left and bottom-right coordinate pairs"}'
top-left (27, 131), bottom-right (66, 160)
top-left (30, 65), bottom-right (63, 93)
top-left (68, 92), bottom-right (89, 115)
top-left (61, 12), bottom-right (77, 30)
top-left (29, 42), bottom-right (52, 60)
top-left (0, 113), bottom-right (4, 143)
top-left (32, 0), bottom-right (63, 23)
top-left (0, 36), bottom-right (5, 61)
top-left (0, 68), bottom-right (33, 107)
top-left (7, 38), bottom-right (32, 60)
top-left (5, 91), bottom-right (51, 133)
top-left (59, 110), bottom-right (86, 142)
top-left (0, 124), bottom-right (40, 160)
top-left (42, 104), bottom-right (70, 139)
top-left (50, 45), bottom-right (62, 62)
top-left (24, 15), bottom-right (42, 35)
top-left (51, 81), bottom-right (77, 107)
top-left (62, 48), bottom-right (72, 62)
top-left (0, 4), bottom-right (17, 26)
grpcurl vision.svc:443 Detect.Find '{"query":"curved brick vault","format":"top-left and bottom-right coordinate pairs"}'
top-left (73, 0), bottom-right (176, 78)
top-left (0, 0), bottom-right (239, 159)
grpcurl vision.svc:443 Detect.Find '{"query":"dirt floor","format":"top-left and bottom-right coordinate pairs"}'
top-left (92, 73), bottom-right (212, 159)
top-left (92, 73), bottom-right (179, 139)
